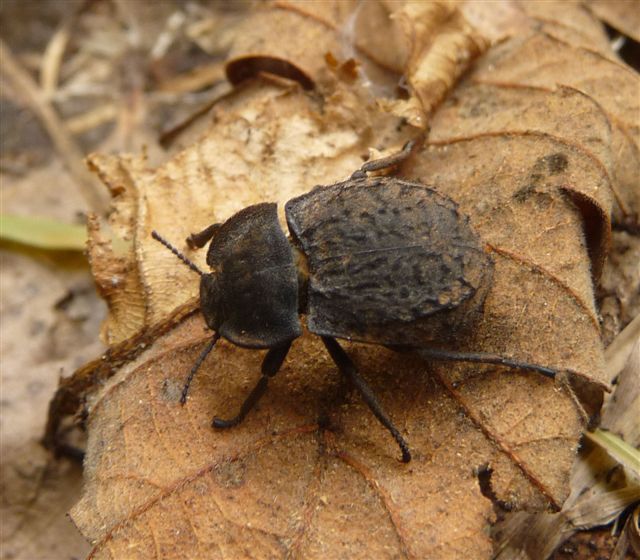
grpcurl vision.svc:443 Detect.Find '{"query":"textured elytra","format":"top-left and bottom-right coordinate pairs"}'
top-left (286, 177), bottom-right (493, 346)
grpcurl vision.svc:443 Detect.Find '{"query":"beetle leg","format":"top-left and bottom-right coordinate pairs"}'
top-left (414, 348), bottom-right (557, 380)
top-left (212, 341), bottom-right (292, 429)
top-left (186, 223), bottom-right (221, 249)
top-left (351, 138), bottom-right (419, 179)
top-left (180, 333), bottom-right (220, 405)
top-left (321, 336), bottom-right (411, 463)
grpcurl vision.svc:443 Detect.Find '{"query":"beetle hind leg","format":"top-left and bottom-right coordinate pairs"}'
top-left (351, 138), bottom-right (419, 179)
top-left (212, 341), bottom-right (292, 429)
top-left (321, 336), bottom-right (411, 463)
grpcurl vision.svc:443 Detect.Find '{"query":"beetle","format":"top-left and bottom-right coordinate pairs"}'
top-left (152, 142), bottom-right (559, 462)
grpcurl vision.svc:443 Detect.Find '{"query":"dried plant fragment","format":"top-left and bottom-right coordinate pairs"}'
top-left (493, 327), bottom-right (640, 560)
top-left (429, 82), bottom-right (614, 279)
top-left (385, 1), bottom-right (488, 126)
top-left (461, 0), bottom-right (613, 51)
top-left (585, 0), bottom-right (640, 43)
top-left (472, 32), bottom-right (640, 226)
top-left (517, 0), bottom-right (613, 52)
top-left (224, 0), bottom-right (408, 94)
top-left (85, 154), bottom-right (149, 344)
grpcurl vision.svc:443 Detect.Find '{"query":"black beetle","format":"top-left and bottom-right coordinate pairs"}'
top-left (152, 142), bottom-right (559, 462)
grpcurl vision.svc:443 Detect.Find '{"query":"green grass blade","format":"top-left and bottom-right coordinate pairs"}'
top-left (585, 429), bottom-right (640, 481)
top-left (0, 214), bottom-right (87, 251)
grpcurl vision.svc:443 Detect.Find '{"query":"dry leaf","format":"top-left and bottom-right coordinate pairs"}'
top-left (493, 324), bottom-right (640, 560)
top-left (44, 2), bottom-right (640, 559)
top-left (602, 329), bottom-right (640, 454)
top-left (84, 154), bottom-right (150, 344)
top-left (585, 0), bottom-right (640, 43)
top-left (469, 31), bottom-right (640, 225)
top-left (386, 1), bottom-right (488, 125)
top-left (462, 0), bottom-right (614, 51)
top-left (225, 0), bottom-right (406, 92)
top-left (599, 232), bottom-right (640, 346)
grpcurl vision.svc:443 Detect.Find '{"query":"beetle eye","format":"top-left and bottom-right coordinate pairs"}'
top-left (199, 273), bottom-right (220, 330)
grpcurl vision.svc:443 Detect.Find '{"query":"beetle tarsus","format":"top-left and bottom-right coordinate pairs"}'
top-left (212, 342), bottom-right (292, 428)
top-left (212, 416), bottom-right (238, 429)
top-left (213, 374), bottom-right (270, 428)
top-left (321, 336), bottom-right (412, 463)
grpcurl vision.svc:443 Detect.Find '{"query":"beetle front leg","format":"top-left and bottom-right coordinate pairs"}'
top-left (212, 341), bottom-right (292, 429)
top-left (321, 337), bottom-right (412, 463)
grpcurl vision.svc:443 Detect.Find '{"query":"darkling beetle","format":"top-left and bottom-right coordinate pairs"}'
top-left (152, 141), bottom-right (559, 463)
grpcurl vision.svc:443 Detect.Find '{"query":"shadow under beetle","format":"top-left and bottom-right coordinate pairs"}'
top-left (152, 141), bottom-right (559, 463)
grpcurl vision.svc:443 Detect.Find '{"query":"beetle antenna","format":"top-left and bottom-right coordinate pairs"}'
top-left (180, 333), bottom-right (220, 404)
top-left (152, 230), bottom-right (204, 276)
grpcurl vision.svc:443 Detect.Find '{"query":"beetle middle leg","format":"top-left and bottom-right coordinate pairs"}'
top-left (212, 341), bottom-right (292, 429)
top-left (321, 336), bottom-right (411, 463)
top-left (186, 222), bottom-right (221, 249)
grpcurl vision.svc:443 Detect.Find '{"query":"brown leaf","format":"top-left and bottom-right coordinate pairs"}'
top-left (85, 153), bottom-right (150, 344)
top-left (386, 1), bottom-right (488, 125)
top-left (462, 0), bottom-right (616, 54)
top-left (224, 0), bottom-right (410, 92)
top-left (47, 2), bottom-right (640, 559)
top-left (492, 326), bottom-right (640, 560)
top-left (469, 31), bottom-right (640, 225)
top-left (585, 0), bottom-right (640, 43)
top-left (427, 82), bottom-right (614, 279)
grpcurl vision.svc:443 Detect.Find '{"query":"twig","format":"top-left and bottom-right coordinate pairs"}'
top-left (0, 37), bottom-right (108, 214)
top-left (40, 12), bottom-right (75, 97)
